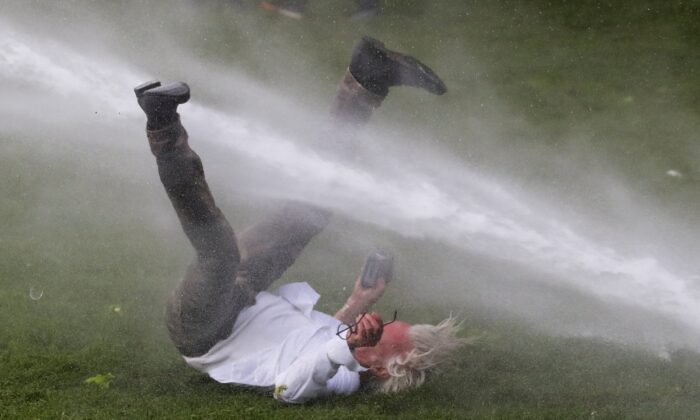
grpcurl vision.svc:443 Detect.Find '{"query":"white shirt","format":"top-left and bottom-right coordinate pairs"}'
top-left (183, 282), bottom-right (365, 403)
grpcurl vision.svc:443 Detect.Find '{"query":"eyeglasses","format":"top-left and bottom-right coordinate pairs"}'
top-left (336, 310), bottom-right (398, 340)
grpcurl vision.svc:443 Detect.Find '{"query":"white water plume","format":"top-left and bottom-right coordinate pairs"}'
top-left (2, 22), bottom-right (699, 346)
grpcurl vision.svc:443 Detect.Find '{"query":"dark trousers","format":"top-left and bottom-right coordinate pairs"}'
top-left (150, 70), bottom-right (384, 357)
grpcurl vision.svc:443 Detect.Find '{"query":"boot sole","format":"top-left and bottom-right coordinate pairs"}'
top-left (134, 80), bottom-right (161, 98)
top-left (142, 82), bottom-right (191, 104)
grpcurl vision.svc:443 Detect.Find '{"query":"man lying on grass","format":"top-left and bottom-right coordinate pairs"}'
top-left (134, 37), bottom-right (464, 403)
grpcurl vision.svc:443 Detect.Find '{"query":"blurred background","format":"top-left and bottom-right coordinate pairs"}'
top-left (2, 1), bottom-right (700, 418)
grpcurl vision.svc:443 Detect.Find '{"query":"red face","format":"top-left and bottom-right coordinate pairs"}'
top-left (353, 321), bottom-right (413, 378)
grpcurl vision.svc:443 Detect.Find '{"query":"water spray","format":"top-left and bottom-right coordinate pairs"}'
top-left (2, 20), bottom-right (699, 349)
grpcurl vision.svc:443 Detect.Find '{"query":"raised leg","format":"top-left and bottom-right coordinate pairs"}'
top-left (232, 70), bottom-right (382, 294)
top-left (150, 121), bottom-right (258, 357)
top-left (150, 121), bottom-right (256, 357)
top-left (135, 81), bottom-right (257, 357)
top-left (236, 37), bottom-right (447, 293)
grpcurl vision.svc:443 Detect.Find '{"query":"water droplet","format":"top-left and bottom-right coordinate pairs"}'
top-left (29, 287), bottom-right (43, 301)
top-left (666, 169), bottom-right (683, 178)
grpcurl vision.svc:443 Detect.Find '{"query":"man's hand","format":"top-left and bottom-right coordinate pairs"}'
top-left (346, 312), bottom-right (384, 350)
top-left (350, 275), bottom-right (386, 308)
top-left (334, 276), bottom-right (387, 325)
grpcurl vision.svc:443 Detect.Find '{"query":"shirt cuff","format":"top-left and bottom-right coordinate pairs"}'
top-left (326, 334), bottom-right (361, 372)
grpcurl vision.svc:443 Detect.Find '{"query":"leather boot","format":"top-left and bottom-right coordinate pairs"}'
top-left (349, 36), bottom-right (447, 97)
top-left (134, 81), bottom-right (190, 130)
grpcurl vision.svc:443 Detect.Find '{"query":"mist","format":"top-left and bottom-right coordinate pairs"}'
top-left (2, 0), bottom-right (700, 357)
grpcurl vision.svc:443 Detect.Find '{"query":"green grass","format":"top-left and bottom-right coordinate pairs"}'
top-left (3, 0), bottom-right (700, 418)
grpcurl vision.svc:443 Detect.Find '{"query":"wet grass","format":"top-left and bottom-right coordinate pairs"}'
top-left (3, 0), bottom-right (700, 418)
top-left (4, 186), bottom-right (700, 420)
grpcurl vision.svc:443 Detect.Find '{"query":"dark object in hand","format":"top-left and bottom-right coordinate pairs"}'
top-left (360, 250), bottom-right (393, 288)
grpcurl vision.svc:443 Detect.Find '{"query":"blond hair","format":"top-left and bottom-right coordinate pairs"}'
top-left (376, 315), bottom-right (467, 393)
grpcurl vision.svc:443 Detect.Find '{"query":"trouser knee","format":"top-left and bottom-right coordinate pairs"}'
top-left (165, 264), bottom-right (256, 357)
